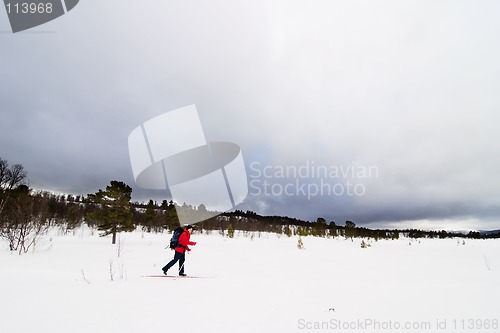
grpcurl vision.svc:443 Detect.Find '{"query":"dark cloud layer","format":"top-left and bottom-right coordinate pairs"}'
top-left (1, 0), bottom-right (500, 230)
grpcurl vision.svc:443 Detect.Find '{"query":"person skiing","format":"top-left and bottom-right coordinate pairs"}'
top-left (162, 225), bottom-right (197, 276)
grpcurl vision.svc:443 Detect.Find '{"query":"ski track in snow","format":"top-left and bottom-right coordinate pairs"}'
top-left (1, 226), bottom-right (499, 333)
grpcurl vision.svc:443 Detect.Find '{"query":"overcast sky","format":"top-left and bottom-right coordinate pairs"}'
top-left (1, 0), bottom-right (499, 230)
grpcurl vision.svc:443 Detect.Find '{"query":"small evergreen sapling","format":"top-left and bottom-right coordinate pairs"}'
top-left (297, 237), bottom-right (304, 250)
top-left (227, 224), bottom-right (234, 238)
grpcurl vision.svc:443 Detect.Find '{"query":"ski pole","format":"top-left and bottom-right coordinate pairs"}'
top-left (178, 250), bottom-right (190, 273)
top-left (179, 261), bottom-right (185, 274)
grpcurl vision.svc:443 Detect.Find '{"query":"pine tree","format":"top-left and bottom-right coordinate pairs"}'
top-left (329, 221), bottom-right (338, 238)
top-left (87, 181), bottom-right (134, 244)
top-left (143, 199), bottom-right (156, 232)
top-left (314, 217), bottom-right (327, 237)
top-left (165, 200), bottom-right (179, 231)
top-left (345, 220), bottom-right (357, 239)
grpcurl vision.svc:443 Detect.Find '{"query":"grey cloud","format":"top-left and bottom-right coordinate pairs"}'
top-left (1, 0), bottom-right (499, 229)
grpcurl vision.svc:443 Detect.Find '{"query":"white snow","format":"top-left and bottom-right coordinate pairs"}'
top-left (1, 226), bottom-right (499, 333)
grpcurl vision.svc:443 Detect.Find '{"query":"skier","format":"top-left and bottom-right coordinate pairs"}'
top-left (162, 225), bottom-right (197, 276)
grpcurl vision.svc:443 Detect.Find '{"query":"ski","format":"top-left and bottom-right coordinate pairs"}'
top-left (143, 275), bottom-right (210, 279)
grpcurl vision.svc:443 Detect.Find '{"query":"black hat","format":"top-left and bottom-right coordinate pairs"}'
top-left (185, 225), bottom-right (193, 230)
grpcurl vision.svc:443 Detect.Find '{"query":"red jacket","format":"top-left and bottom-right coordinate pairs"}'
top-left (175, 229), bottom-right (196, 253)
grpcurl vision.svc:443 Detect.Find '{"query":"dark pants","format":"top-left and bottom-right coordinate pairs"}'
top-left (162, 251), bottom-right (185, 275)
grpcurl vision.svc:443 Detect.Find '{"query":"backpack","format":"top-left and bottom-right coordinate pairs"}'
top-left (169, 227), bottom-right (185, 249)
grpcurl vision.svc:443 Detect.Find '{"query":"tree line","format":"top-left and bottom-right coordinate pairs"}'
top-left (1, 157), bottom-right (499, 253)
top-left (198, 213), bottom-right (499, 240)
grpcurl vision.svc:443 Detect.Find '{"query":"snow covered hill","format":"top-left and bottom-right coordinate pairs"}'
top-left (1, 226), bottom-right (499, 333)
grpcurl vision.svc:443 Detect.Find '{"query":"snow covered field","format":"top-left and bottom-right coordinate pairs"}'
top-left (1, 226), bottom-right (499, 333)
